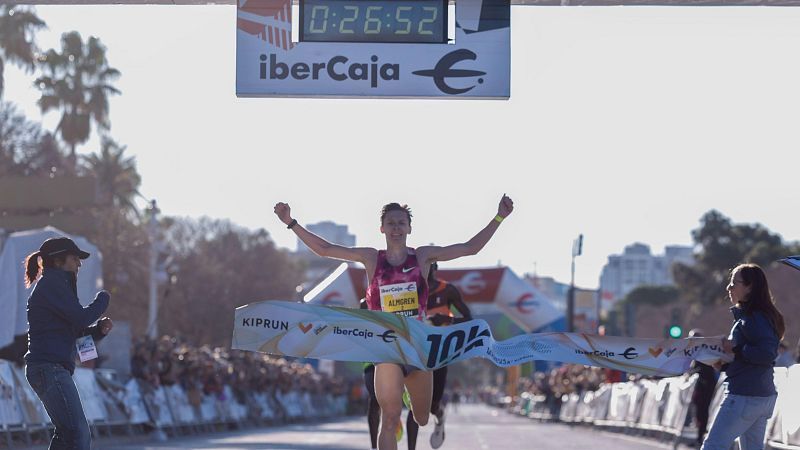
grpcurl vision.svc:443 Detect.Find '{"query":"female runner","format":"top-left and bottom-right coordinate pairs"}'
top-left (274, 195), bottom-right (513, 450)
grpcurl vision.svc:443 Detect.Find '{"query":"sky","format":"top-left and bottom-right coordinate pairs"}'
top-left (5, 5), bottom-right (800, 289)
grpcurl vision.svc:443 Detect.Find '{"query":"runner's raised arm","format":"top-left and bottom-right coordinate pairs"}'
top-left (273, 202), bottom-right (376, 265)
top-left (418, 194), bottom-right (513, 265)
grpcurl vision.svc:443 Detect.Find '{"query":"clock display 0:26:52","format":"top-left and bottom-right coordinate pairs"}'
top-left (300, 0), bottom-right (447, 44)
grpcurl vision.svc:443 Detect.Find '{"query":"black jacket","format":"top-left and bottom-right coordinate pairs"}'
top-left (723, 306), bottom-right (779, 397)
top-left (24, 268), bottom-right (110, 373)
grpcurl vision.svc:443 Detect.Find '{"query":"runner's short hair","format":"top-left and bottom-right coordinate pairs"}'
top-left (380, 203), bottom-right (412, 225)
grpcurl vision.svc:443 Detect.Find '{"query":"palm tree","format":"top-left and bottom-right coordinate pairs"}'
top-left (34, 31), bottom-right (120, 167)
top-left (80, 135), bottom-right (142, 298)
top-left (81, 135), bottom-right (141, 216)
top-left (27, 131), bottom-right (71, 176)
top-left (0, 102), bottom-right (73, 177)
top-left (0, 101), bottom-right (40, 175)
top-left (0, 5), bottom-right (46, 97)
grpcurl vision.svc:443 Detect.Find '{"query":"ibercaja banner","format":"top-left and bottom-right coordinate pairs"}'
top-left (236, 0), bottom-right (510, 98)
top-left (232, 301), bottom-right (729, 376)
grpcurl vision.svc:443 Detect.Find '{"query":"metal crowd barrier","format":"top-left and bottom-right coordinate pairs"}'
top-left (0, 360), bottom-right (348, 448)
top-left (766, 366), bottom-right (800, 450)
top-left (512, 366), bottom-right (800, 450)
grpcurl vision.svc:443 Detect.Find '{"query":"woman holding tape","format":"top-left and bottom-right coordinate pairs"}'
top-left (23, 237), bottom-right (113, 450)
top-left (702, 263), bottom-right (785, 450)
top-left (274, 195), bottom-right (513, 450)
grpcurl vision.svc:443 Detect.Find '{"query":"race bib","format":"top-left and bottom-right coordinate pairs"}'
top-left (380, 282), bottom-right (419, 317)
top-left (76, 336), bottom-right (98, 362)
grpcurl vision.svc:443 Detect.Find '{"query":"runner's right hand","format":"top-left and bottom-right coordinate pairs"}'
top-left (274, 202), bottom-right (292, 225)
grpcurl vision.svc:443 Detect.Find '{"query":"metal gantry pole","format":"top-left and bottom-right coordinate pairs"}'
top-left (567, 234), bottom-right (583, 333)
top-left (596, 285), bottom-right (602, 334)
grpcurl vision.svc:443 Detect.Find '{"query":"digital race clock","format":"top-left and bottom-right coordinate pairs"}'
top-left (300, 0), bottom-right (447, 44)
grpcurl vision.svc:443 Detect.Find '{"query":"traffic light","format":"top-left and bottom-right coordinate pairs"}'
top-left (667, 308), bottom-right (683, 338)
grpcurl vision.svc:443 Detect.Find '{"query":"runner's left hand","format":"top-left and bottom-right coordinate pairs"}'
top-left (498, 194), bottom-right (514, 218)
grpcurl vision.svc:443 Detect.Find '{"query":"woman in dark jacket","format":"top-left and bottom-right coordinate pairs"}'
top-left (702, 263), bottom-right (785, 450)
top-left (23, 237), bottom-right (113, 450)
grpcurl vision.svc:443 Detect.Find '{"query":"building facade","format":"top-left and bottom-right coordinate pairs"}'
top-left (599, 243), bottom-right (694, 305)
top-left (296, 221), bottom-right (357, 282)
top-left (296, 221), bottom-right (356, 254)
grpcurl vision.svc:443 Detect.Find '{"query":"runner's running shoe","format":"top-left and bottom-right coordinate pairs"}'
top-left (396, 421), bottom-right (404, 442)
top-left (402, 389), bottom-right (411, 409)
top-left (429, 408), bottom-right (446, 449)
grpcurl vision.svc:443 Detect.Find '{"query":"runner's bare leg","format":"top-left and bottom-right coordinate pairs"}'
top-left (375, 363), bottom-right (405, 450)
top-left (405, 370), bottom-right (433, 426)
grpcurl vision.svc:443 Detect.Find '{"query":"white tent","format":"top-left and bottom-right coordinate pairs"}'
top-left (0, 227), bottom-right (103, 348)
top-left (303, 264), bottom-right (563, 332)
top-left (302, 263), bottom-right (362, 309)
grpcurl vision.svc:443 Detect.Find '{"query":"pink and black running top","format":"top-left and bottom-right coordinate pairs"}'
top-left (365, 249), bottom-right (428, 320)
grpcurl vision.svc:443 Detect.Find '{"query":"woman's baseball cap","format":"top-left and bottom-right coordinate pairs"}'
top-left (39, 237), bottom-right (90, 259)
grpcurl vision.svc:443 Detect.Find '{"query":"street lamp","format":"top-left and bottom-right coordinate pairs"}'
top-left (146, 199), bottom-right (160, 339)
top-left (567, 234), bottom-right (583, 333)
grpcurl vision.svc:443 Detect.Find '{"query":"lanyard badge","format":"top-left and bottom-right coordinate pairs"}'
top-left (76, 335), bottom-right (98, 362)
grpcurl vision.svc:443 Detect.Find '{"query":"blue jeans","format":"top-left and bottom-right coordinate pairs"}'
top-left (701, 392), bottom-right (777, 450)
top-left (25, 362), bottom-right (92, 450)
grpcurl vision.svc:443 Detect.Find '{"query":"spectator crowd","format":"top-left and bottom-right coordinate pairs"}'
top-left (129, 335), bottom-right (354, 420)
